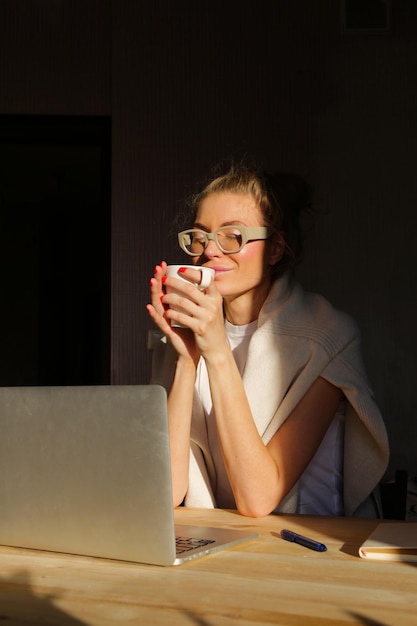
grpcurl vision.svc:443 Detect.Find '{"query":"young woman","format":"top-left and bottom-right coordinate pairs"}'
top-left (147, 165), bottom-right (389, 517)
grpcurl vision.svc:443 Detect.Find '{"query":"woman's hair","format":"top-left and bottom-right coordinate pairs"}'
top-left (178, 162), bottom-right (313, 277)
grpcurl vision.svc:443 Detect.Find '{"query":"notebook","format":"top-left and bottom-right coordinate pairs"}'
top-left (0, 384), bottom-right (257, 566)
top-left (359, 522), bottom-right (417, 561)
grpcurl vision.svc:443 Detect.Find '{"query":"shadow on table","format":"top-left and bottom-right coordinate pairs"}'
top-left (0, 570), bottom-right (88, 625)
top-left (181, 607), bottom-right (389, 626)
top-left (346, 611), bottom-right (390, 626)
top-left (182, 610), bottom-right (211, 625)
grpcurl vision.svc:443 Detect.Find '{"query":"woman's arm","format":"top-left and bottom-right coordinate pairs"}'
top-left (204, 341), bottom-right (343, 517)
top-left (147, 262), bottom-right (200, 506)
top-left (167, 357), bottom-right (196, 506)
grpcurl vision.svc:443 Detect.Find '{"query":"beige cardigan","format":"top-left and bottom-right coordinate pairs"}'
top-left (149, 274), bottom-right (389, 516)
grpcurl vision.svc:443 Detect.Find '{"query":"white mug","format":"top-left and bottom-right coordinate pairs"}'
top-left (165, 264), bottom-right (215, 327)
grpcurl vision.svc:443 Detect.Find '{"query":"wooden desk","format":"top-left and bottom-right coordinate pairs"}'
top-left (0, 508), bottom-right (415, 625)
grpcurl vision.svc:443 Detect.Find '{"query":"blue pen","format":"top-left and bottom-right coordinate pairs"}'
top-left (280, 529), bottom-right (327, 552)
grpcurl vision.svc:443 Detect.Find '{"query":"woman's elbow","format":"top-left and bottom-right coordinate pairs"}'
top-left (236, 497), bottom-right (278, 518)
top-left (234, 483), bottom-right (285, 517)
top-left (173, 495), bottom-right (185, 508)
top-left (172, 483), bottom-right (188, 508)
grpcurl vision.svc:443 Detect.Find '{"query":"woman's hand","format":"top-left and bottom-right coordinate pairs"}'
top-left (147, 262), bottom-right (201, 364)
top-left (159, 266), bottom-right (227, 359)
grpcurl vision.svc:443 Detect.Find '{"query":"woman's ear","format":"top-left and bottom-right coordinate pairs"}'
top-left (268, 232), bottom-right (286, 266)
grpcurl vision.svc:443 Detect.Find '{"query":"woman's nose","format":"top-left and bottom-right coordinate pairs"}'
top-left (204, 239), bottom-right (222, 257)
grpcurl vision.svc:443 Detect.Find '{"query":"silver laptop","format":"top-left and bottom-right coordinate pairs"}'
top-left (0, 384), bottom-right (257, 565)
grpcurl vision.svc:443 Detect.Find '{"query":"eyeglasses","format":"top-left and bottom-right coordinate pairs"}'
top-left (178, 225), bottom-right (274, 256)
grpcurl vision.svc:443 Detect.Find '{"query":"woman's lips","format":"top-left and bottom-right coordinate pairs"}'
top-left (210, 267), bottom-right (232, 275)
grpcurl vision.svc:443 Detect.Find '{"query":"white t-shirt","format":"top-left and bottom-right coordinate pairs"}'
top-left (195, 319), bottom-right (344, 515)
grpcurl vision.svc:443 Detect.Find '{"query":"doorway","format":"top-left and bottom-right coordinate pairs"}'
top-left (0, 115), bottom-right (111, 385)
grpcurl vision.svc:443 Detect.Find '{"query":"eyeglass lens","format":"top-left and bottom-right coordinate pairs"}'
top-left (184, 227), bottom-right (245, 254)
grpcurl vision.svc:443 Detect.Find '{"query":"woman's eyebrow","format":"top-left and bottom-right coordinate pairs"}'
top-left (192, 221), bottom-right (247, 230)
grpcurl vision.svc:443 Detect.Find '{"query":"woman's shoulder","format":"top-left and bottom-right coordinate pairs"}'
top-left (297, 283), bottom-right (357, 330)
top-left (260, 275), bottom-right (359, 347)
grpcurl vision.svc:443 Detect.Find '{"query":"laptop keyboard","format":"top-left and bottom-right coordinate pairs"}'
top-left (175, 535), bottom-right (215, 554)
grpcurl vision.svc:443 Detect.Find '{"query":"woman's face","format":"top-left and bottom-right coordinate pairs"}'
top-left (193, 192), bottom-right (281, 313)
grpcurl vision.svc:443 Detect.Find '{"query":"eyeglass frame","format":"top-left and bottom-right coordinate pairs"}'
top-left (177, 225), bottom-right (274, 256)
